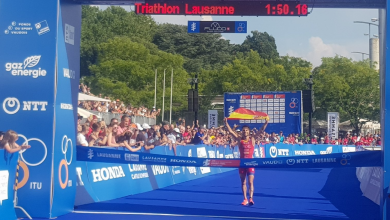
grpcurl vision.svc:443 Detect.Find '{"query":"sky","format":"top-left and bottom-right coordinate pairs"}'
top-left (99, 5), bottom-right (379, 68)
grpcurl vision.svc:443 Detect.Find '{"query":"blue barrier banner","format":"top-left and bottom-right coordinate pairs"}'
top-left (0, 0), bottom-right (80, 217)
top-left (51, 1), bottom-right (81, 216)
top-left (264, 144), bottom-right (341, 158)
top-left (77, 146), bottom-right (381, 168)
top-left (0, 151), bottom-right (19, 220)
top-left (74, 145), bottom-right (234, 205)
top-left (224, 91), bottom-right (302, 134)
top-left (0, 0), bottom-right (59, 217)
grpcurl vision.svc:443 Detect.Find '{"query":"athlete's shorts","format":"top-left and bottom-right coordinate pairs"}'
top-left (239, 168), bottom-right (255, 176)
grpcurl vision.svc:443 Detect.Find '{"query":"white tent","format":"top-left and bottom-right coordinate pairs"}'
top-left (78, 93), bottom-right (111, 102)
top-left (77, 107), bottom-right (101, 119)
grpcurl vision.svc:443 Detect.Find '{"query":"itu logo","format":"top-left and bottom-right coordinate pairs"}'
top-left (15, 134), bottom-right (47, 190)
top-left (2, 97), bottom-right (48, 115)
top-left (289, 98), bottom-right (299, 108)
top-left (18, 134), bottom-right (47, 166)
top-left (5, 55), bottom-right (47, 78)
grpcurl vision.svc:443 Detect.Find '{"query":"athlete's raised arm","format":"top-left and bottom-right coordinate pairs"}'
top-left (259, 119), bottom-right (269, 132)
top-left (224, 118), bottom-right (239, 140)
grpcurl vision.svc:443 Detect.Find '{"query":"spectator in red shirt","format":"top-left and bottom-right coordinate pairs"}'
top-left (87, 115), bottom-right (98, 136)
top-left (342, 136), bottom-right (349, 145)
top-left (351, 134), bottom-right (358, 144)
top-left (324, 135), bottom-right (329, 144)
top-left (311, 135), bottom-right (318, 144)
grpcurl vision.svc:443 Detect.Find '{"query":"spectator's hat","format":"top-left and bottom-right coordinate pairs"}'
top-left (174, 128), bottom-right (180, 133)
top-left (236, 129), bottom-right (241, 132)
top-left (136, 123), bottom-right (143, 130)
top-left (354, 133), bottom-right (357, 136)
top-left (142, 123), bottom-right (151, 129)
top-left (153, 106), bottom-right (156, 109)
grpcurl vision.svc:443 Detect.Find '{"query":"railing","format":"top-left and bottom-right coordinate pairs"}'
top-left (83, 110), bottom-right (156, 125)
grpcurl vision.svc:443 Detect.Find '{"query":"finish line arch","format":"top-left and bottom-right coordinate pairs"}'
top-left (0, 0), bottom-right (389, 219)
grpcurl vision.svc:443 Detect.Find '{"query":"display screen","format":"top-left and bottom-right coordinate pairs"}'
top-left (135, 1), bottom-right (308, 16)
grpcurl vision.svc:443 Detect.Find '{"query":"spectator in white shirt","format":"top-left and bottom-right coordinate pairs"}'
top-left (77, 125), bottom-right (89, 146)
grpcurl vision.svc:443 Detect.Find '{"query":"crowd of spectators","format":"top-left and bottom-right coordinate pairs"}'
top-left (79, 83), bottom-right (160, 118)
top-left (76, 113), bottom-right (381, 156)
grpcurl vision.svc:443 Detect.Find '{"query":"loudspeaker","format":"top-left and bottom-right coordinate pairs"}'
top-left (193, 89), bottom-right (199, 112)
top-left (303, 90), bottom-right (315, 113)
top-left (188, 89), bottom-right (194, 112)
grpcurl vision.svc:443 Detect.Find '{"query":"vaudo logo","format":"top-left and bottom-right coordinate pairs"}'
top-left (5, 55), bottom-right (47, 78)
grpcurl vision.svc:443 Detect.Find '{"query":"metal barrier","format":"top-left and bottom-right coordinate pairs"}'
top-left (82, 110), bottom-right (156, 125)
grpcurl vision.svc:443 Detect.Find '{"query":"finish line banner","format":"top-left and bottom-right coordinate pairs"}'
top-left (77, 146), bottom-right (381, 169)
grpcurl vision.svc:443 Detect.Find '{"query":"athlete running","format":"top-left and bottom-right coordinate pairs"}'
top-left (224, 118), bottom-right (268, 206)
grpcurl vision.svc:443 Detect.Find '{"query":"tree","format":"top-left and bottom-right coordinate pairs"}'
top-left (152, 23), bottom-right (235, 74)
top-left (87, 37), bottom-right (189, 110)
top-left (201, 52), bottom-right (311, 100)
top-left (313, 56), bottom-right (379, 133)
top-left (276, 55), bottom-right (312, 91)
top-left (239, 31), bottom-right (279, 60)
top-left (81, 6), bottom-right (157, 77)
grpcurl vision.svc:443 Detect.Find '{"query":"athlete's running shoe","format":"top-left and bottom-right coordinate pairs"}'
top-left (241, 199), bottom-right (248, 206)
top-left (249, 198), bottom-right (254, 205)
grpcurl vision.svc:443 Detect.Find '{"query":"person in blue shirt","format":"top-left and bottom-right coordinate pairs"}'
top-left (279, 131), bottom-right (285, 143)
top-left (192, 128), bottom-right (206, 144)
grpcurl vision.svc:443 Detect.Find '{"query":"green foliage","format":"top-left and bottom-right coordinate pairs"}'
top-left (239, 31), bottom-right (279, 60)
top-left (201, 51), bottom-right (311, 95)
top-left (313, 56), bottom-right (380, 133)
top-left (88, 37), bottom-right (189, 110)
top-left (81, 6), bottom-right (157, 76)
top-left (152, 23), bottom-right (235, 73)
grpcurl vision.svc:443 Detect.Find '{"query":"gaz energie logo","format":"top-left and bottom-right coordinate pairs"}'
top-left (5, 55), bottom-right (47, 78)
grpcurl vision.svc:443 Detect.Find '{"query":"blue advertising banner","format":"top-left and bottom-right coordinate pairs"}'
top-left (77, 146), bottom-right (381, 168)
top-left (0, 151), bottom-right (19, 220)
top-left (0, 0), bottom-right (58, 218)
top-left (188, 21), bottom-right (247, 33)
top-left (224, 91), bottom-right (302, 134)
top-left (0, 0), bottom-right (79, 218)
top-left (74, 145), bottom-right (233, 205)
top-left (51, 1), bottom-right (81, 216)
top-left (264, 144), bottom-right (339, 158)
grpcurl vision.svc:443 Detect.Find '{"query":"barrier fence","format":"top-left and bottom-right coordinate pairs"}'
top-left (1, 144), bottom-right (383, 219)
top-left (84, 110), bottom-right (156, 125)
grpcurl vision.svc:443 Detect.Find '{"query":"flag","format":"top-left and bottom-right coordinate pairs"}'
top-left (228, 108), bottom-right (269, 121)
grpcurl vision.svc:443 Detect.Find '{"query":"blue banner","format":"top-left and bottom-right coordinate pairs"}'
top-left (77, 146), bottom-right (381, 168)
top-left (264, 143), bottom-right (339, 158)
top-left (0, 151), bottom-right (19, 220)
top-left (74, 145), bottom-right (229, 204)
top-left (188, 21), bottom-right (247, 33)
top-left (0, 0), bottom-right (58, 218)
top-left (0, 0), bottom-right (80, 218)
top-left (51, 1), bottom-right (81, 217)
top-left (224, 91), bottom-right (302, 134)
